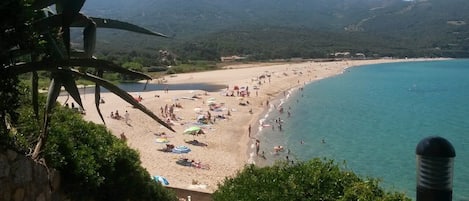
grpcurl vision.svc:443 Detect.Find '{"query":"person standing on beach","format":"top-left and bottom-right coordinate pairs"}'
top-left (255, 139), bottom-right (260, 156)
top-left (124, 110), bottom-right (130, 125)
top-left (207, 111), bottom-right (212, 123)
top-left (120, 132), bottom-right (127, 142)
top-left (248, 124), bottom-right (252, 137)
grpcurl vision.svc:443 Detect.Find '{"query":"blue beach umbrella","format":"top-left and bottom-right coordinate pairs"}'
top-left (153, 175), bottom-right (169, 186)
top-left (172, 145), bottom-right (191, 154)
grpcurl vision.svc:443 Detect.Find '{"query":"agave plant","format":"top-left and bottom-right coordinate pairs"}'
top-left (2, 0), bottom-right (174, 159)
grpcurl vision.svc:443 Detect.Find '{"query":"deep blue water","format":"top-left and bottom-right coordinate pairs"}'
top-left (257, 60), bottom-right (469, 200)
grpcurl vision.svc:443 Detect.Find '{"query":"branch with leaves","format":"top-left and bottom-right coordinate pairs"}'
top-left (2, 0), bottom-right (173, 159)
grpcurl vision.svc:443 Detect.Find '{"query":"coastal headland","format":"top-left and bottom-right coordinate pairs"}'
top-left (57, 58), bottom-right (444, 193)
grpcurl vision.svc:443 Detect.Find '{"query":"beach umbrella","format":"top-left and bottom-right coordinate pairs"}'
top-left (153, 175), bottom-right (169, 186)
top-left (172, 145), bottom-right (191, 153)
top-left (184, 126), bottom-right (201, 134)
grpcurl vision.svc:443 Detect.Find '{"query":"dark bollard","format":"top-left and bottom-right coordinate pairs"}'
top-left (416, 136), bottom-right (455, 201)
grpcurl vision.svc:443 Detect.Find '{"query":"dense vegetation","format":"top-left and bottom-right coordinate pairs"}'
top-left (7, 90), bottom-right (177, 201)
top-left (2, 0), bottom-right (173, 158)
top-left (213, 159), bottom-right (411, 201)
top-left (81, 0), bottom-right (469, 63)
top-left (1, 0), bottom-right (175, 200)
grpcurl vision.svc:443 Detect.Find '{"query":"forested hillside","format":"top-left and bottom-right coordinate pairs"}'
top-left (78, 0), bottom-right (469, 63)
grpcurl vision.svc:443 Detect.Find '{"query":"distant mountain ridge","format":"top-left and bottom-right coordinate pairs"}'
top-left (83, 0), bottom-right (467, 35)
top-left (80, 0), bottom-right (469, 59)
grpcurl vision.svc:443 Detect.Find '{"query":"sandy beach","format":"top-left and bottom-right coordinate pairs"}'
top-left (57, 58), bottom-right (442, 193)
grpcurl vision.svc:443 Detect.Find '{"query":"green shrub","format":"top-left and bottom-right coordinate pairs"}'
top-left (213, 159), bottom-right (410, 201)
top-left (14, 105), bottom-right (176, 201)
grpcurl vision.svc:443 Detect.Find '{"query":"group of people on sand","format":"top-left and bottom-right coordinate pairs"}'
top-left (110, 110), bottom-right (130, 124)
top-left (274, 145), bottom-right (284, 154)
top-left (177, 157), bottom-right (210, 169)
top-left (160, 103), bottom-right (181, 125)
top-left (161, 103), bottom-right (180, 118)
top-left (134, 95), bottom-right (143, 102)
top-left (224, 85), bottom-right (252, 97)
top-left (255, 138), bottom-right (286, 160)
top-left (254, 82), bottom-right (325, 164)
top-left (110, 110), bottom-right (121, 120)
top-left (64, 102), bottom-right (86, 115)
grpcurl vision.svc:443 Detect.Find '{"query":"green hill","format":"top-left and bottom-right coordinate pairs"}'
top-left (79, 0), bottom-right (469, 61)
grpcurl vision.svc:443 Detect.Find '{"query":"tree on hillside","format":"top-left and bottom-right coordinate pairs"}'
top-left (213, 159), bottom-right (411, 201)
top-left (156, 49), bottom-right (177, 66)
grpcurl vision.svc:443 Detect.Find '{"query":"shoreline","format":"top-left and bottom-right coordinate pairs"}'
top-left (57, 58), bottom-right (449, 193)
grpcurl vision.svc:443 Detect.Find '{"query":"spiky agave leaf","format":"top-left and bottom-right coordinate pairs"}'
top-left (59, 71), bottom-right (84, 110)
top-left (82, 16), bottom-right (103, 123)
top-left (83, 17), bottom-right (96, 57)
top-left (32, 75), bottom-right (62, 159)
top-left (90, 17), bottom-right (168, 38)
top-left (34, 13), bottom-right (168, 39)
top-left (144, 79), bottom-right (149, 91)
top-left (7, 58), bottom-right (151, 80)
top-left (6, 58), bottom-right (154, 126)
top-left (95, 69), bottom-right (105, 124)
top-left (44, 75), bottom-right (62, 120)
top-left (67, 69), bottom-right (175, 132)
top-left (55, 0), bottom-right (86, 57)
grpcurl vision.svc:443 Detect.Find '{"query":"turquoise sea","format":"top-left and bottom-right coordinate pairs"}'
top-left (255, 59), bottom-right (469, 200)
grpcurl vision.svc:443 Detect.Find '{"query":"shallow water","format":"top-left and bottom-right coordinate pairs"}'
top-left (255, 59), bottom-right (469, 200)
top-left (67, 83), bottom-right (227, 95)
